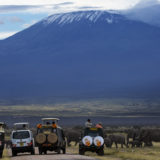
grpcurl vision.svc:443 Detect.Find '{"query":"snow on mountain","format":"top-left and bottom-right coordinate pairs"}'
top-left (42, 10), bottom-right (120, 26)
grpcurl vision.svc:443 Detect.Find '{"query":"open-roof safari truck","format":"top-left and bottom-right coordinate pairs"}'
top-left (0, 122), bottom-right (5, 158)
top-left (35, 118), bottom-right (66, 154)
top-left (79, 127), bottom-right (104, 156)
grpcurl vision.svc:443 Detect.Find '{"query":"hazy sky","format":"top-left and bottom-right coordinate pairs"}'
top-left (0, 0), bottom-right (159, 39)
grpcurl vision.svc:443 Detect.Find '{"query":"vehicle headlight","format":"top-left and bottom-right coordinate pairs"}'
top-left (94, 136), bottom-right (104, 147)
top-left (82, 136), bottom-right (92, 146)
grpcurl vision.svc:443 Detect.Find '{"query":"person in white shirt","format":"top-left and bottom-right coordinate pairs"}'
top-left (85, 119), bottom-right (92, 128)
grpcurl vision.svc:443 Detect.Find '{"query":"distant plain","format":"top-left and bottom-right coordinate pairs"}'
top-left (1, 98), bottom-right (160, 127)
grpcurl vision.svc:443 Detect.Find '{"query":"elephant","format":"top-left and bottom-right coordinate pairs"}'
top-left (108, 134), bottom-right (126, 148)
top-left (139, 128), bottom-right (160, 146)
top-left (126, 128), bottom-right (140, 146)
top-left (128, 139), bottom-right (142, 148)
top-left (104, 137), bottom-right (112, 148)
top-left (65, 129), bottom-right (81, 146)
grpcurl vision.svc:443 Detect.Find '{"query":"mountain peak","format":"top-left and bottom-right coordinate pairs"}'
top-left (42, 10), bottom-right (122, 26)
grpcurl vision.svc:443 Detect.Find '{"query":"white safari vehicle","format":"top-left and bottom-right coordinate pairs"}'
top-left (11, 122), bottom-right (35, 156)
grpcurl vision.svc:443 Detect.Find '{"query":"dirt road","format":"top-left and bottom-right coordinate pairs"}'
top-left (7, 148), bottom-right (98, 160)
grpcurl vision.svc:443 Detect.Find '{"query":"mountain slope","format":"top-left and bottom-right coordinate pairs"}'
top-left (0, 10), bottom-right (160, 100)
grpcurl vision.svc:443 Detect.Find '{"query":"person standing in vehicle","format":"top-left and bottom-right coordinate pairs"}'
top-left (85, 119), bottom-right (92, 128)
top-left (96, 122), bottom-right (103, 128)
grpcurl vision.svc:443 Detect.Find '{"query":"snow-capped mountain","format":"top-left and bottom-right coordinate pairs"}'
top-left (42, 11), bottom-right (120, 25)
top-left (0, 10), bottom-right (160, 100)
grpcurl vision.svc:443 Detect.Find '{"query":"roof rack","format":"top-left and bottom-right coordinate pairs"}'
top-left (13, 122), bottom-right (29, 130)
top-left (42, 118), bottom-right (60, 121)
top-left (41, 118), bottom-right (59, 125)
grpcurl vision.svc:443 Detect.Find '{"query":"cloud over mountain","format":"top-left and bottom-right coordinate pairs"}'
top-left (123, 0), bottom-right (160, 26)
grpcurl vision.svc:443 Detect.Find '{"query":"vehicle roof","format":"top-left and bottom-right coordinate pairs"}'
top-left (12, 130), bottom-right (31, 132)
top-left (14, 122), bottom-right (29, 125)
top-left (42, 118), bottom-right (60, 121)
top-left (0, 122), bottom-right (4, 125)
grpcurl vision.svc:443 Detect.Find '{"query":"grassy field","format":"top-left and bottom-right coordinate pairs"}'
top-left (67, 142), bottom-right (160, 160)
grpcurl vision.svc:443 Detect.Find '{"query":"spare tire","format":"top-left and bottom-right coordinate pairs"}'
top-left (47, 133), bottom-right (58, 144)
top-left (36, 133), bottom-right (46, 144)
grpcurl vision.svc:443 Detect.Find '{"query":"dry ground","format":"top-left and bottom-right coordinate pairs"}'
top-left (2, 143), bottom-right (160, 160)
top-left (2, 147), bottom-right (97, 160)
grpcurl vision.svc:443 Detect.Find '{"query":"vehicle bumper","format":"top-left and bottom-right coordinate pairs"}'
top-left (12, 146), bottom-right (34, 153)
top-left (79, 145), bottom-right (104, 152)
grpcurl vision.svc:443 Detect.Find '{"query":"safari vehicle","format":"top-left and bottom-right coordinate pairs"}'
top-left (0, 122), bottom-right (5, 158)
top-left (79, 127), bottom-right (104, 155)
top-left (35, 118), bottom-right (66, 155)
top-left (11, 123), bottom-right (35, 156)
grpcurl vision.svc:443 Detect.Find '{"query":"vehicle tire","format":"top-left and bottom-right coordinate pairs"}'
top-left (38, 147), bottom-right (43, 155)
top-left (79, 149), bottom-right (85, 155)
top-left (57, 148), bottom-right (61, 154)
top-left (44, 150), bottom-right (47, 155)
top-left (97, 149), bottom-right (104, 156)
top-left (0, 151), bottom-right (2, 158)
top-left (12, 150), bottom-right (17, 157)
top-left (62, 147), bottom-right (66, 154)
top-left (31, 149), bottom-right (35, 155)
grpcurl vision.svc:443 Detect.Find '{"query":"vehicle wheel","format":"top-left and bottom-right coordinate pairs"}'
top-left (79, 149), bottom-right (85, 155)
top-left (0, 151), bottom-right (2, 158)
top-left (12, 150), bottom-right (17, 157)
top-left (44, 150), bottom-right (47, 155)
top-left (38, 147), bottom-right (43, 155)
top-left (57, 148), bottom-right (61, 154)
top-left (62, 148), bottom-right (66, 154)
top-left (31, 149), bottom-right (35, 155)
top-left (97, 149), bottom-right (104, 156)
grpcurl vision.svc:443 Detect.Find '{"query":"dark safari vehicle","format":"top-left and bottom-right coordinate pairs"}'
top-left (0, 122), bottom-right (5, 158)
top-left (35, 118), bottom-right (66, 155)
top-left (79, 127), bottom-right (104, 155)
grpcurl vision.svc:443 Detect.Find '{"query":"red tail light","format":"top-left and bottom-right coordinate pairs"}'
top-left (27, 141), bottom-right (33, 146)
top-left (12, 144), bottom-right (16, 147)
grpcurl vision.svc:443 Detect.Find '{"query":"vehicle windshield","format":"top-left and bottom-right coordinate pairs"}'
top-left (13, 131), bottom-right (30, 139)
